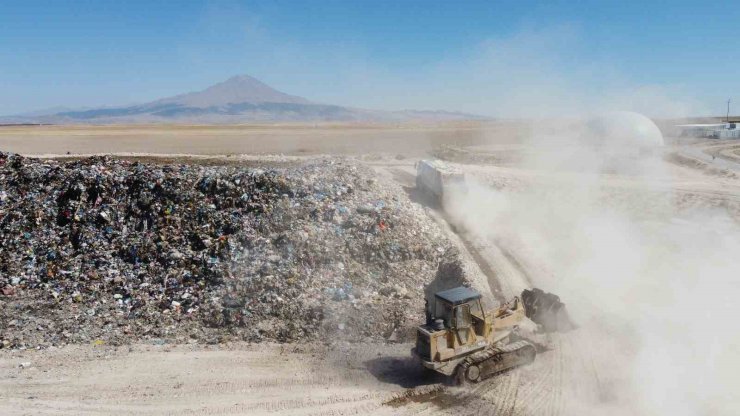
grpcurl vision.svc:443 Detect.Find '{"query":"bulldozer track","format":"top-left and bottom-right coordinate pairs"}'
top-left (456, 341), bottom-right (536, 385)
top-left (466, 370), bottom-right (522, 416)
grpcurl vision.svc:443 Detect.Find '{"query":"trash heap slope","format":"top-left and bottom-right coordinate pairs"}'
top-left (0, 153), bottom-right (455, 348)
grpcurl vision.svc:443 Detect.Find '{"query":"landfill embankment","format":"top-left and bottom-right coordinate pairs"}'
top-left (0, 152), bottom-right (463, 349)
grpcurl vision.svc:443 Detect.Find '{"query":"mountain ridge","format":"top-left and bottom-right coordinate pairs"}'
top-left (151, 75), bottom-right (313, 108)
top-left (2, 74), bottom-right (488, 123)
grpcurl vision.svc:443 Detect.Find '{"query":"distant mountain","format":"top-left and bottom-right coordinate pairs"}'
top-left (2, 75), bottom-right (487, 124)
top-left (152, 75), bottom-right (312, 107)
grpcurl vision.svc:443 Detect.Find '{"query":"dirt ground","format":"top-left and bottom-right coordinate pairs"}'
top-left (2, 125), bottom-right (739, 415)
top-left (0, 333), bottom-right (595, 415)
top-left (0, 123), bottom-right (525, 157)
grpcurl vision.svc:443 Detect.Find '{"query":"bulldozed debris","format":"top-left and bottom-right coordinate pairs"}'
top-left (521, 288), bottom-right (573, 332)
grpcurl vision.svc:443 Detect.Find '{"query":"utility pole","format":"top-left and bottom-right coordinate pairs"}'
top-left (727, 98), bottom-right (731, 123)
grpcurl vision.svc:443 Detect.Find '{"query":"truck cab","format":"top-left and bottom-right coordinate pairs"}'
top-left (415, 159), bottom-right (465, 204)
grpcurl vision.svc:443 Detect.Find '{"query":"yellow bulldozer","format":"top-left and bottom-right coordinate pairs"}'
top-left (413, 286), bottom-right (569, 384)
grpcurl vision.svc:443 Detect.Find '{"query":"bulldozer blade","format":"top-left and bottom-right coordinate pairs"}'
top-left (521, 288), bottom-right (574, 332)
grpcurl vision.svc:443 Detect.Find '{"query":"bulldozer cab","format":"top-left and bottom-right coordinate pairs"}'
top-left (434, 287), bottom-right (486, 344)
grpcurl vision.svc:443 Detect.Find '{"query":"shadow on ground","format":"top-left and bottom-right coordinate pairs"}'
top-left (364, 356), bottom-right (445, 388)
top-left (401, 184), bottom-right (441, 211)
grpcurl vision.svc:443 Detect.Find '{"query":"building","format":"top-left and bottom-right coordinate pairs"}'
top-left (677, 122), bottom-right (740, 139)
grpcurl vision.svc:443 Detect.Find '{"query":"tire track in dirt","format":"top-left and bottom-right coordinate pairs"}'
top-left (0, 343), bottom-right (419, 416)
top-left (517, 352), bottom-right (555, 414)
top-left (443, 219), bottom-right (508, 303)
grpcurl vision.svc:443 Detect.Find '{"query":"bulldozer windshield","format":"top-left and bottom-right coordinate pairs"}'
top-left (435, 299), bottom-right (453, 328)
top-left (435, 299), bottom-right (475, 329)
top-left (455, 304), bottom-right (471, 328)
top-left (470, 299), bottom-right (484, 319)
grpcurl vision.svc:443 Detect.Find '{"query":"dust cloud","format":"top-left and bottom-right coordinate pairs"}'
top-left (444, 113), bottom-right (740, 414)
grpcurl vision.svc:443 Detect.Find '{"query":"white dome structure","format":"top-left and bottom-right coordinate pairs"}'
top-left (585, 111), bottom-right (664, 149)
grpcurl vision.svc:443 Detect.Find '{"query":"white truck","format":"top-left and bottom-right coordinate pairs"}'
top-left (415, 159), bottom-right (465, 204)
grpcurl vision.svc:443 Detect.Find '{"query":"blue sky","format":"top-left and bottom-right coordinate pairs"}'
top-left (1, 0), bottom-right (738, 116)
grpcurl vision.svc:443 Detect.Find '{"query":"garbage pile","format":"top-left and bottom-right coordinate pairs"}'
top-left (0, 152), bottom-right (453, 348)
